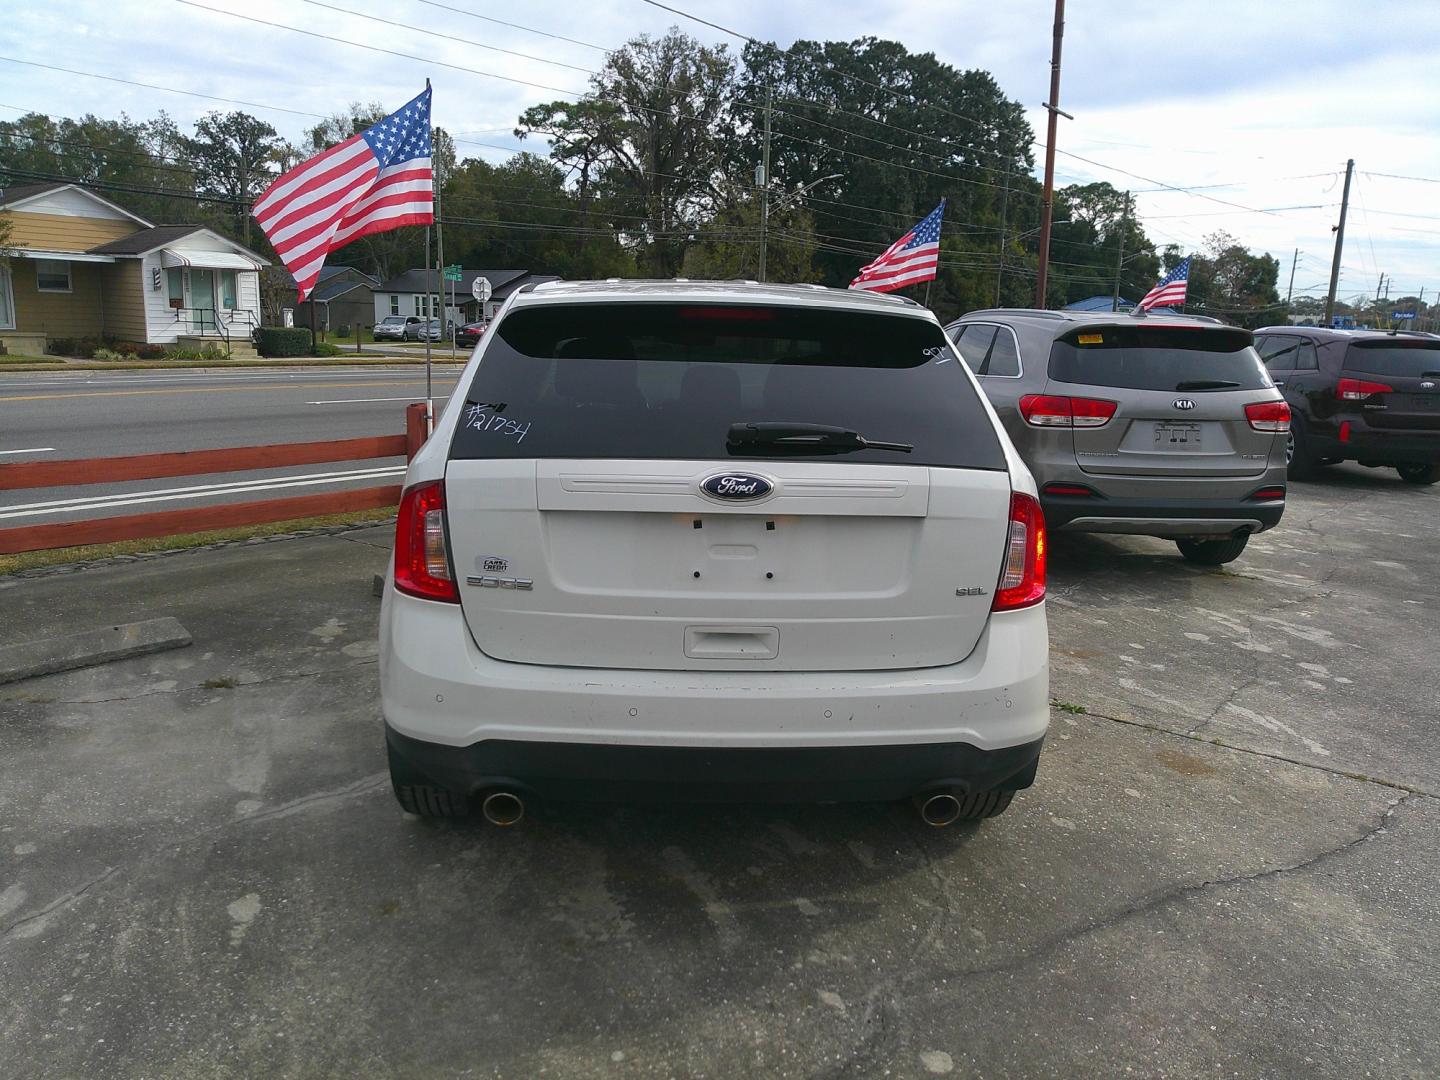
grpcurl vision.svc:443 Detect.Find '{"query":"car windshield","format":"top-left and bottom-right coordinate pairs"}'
top-left (449, 301), bottom-right (1005, 469)
top-left (381, 317), bottom-right (404, 324)
top-left (1048, 324), bottom-right (1271, 391)
top-left (1343, 340), bottom-right (1440, 378)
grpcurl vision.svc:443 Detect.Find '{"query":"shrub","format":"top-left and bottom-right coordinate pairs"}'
top-left (92, 348), bottom-right (128, 361)
top-left (254, 326), bottom-right (313, 358)
top-left (312, 342), bottom-right (344, 357)
top-left (336, 323), bottom-right (351, 338)
top-left (136, 344), bottom-right (166, 360)
top-left (162, 343), bottom-right (229, 361)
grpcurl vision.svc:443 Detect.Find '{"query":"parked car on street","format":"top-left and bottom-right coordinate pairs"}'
top-left (455, 321), bottom-right (488, 348)
top-left (945, 308), bottom-right (1290, 565)
top-left (374, 315), bottom-right (423, 341)
top-left (406, 318), bottom-right (443, 342)
top-left (381, 281), bottom-right (1049, 827)
top-left (1253, 326), bottom-right (1440, 484)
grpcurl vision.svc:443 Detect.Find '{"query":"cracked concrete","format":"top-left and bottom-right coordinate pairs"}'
top-left (1, 470), bottom-right (1438, 1078)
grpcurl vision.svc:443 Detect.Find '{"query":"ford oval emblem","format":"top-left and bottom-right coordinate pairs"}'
top-left (701, 473), bottom-right (773, 501)
top-left (1172, 398), bottom-right (1197, 411)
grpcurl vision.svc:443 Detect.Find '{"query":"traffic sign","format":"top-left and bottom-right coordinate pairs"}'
top-left (471, 276), bottom-right (492, 303)
top-left (1393, 310), bottom-right (1416, 320)
top-left (443, 264), bottom-right (462, 282)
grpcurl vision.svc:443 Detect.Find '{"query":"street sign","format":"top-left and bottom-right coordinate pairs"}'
top-left (1394, 310), bottom-right (1416, 320)
top-left (443, 264), bottom-right (462, 282)
top-left (471, 276), bottom-right (492, 303)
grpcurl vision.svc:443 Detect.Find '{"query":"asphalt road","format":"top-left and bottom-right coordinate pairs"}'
top-left (0, 464), bottom-right (1436, 1077)
top-left (0, 366), bottom-right (463, 528)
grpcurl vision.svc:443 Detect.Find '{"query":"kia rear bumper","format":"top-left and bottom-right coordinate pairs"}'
top-left (1041, 493), bottom-right (1284, 536)
top-left (1307, 426), bottom-right (1440, 465)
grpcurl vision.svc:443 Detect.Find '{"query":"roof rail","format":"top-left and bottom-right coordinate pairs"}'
top-left (961, 307), bottom-right (1069, 321)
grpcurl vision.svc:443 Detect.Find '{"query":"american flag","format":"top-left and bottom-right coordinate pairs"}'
top-left (254, 87), bottom-right (434, 301)
top-left (1139, 257), bottom-right (1191, 311)
top-left (848, 199), bottom-right (945, 293)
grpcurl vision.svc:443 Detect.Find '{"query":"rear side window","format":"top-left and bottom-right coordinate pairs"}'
top-left (1048, 325), bottom-right (1271, 391)
top-left (450, 302), bottom-right (1006, 470)
top-left (1343, 341), bottom-right (1440, 378)
top-left (952, 324), bottom-right (994, 373)
top-left (1257, 337), bottom-right (1319, 371)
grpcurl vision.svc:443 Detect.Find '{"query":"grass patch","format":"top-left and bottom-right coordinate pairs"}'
top-left (1050, 699), bottom-right (1089, 715)
top-left (0, 354), bottom-right (61, 366)
top-left (0, 508), bottom-right (395, 575)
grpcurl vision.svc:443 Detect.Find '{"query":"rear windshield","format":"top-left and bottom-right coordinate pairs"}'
top-left (448, 302), bottom-right (1005, 470)
top-left (1048, 325), bottom-right (1271, 392)
top-left (1343, 340), bottom-right (1440, 378)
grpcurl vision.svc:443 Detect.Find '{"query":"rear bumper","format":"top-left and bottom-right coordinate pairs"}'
top-left (380, 587), bottom-right (1049, 755)
top-left (1305, 425), bottom-right (1440, 465)
top-left (1041, 493), bottom-right (1284, 537)
top-left (386, 725), bottom-right (1045, 803)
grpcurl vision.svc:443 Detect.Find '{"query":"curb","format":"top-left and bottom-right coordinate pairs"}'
top-left (0, 616), bottom-right (192, 685)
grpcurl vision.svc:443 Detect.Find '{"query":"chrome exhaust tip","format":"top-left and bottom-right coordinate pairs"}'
top-left (480, 791), bottom-right (525, 827)
top-left (916, 792), bottom-right (963, 828)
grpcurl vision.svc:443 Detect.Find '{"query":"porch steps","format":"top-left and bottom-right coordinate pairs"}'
top-left (176, 335), bottom-right (260, 360)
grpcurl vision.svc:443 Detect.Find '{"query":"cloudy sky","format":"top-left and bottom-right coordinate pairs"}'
top-left (3, 0), bottom-right (1438, 301)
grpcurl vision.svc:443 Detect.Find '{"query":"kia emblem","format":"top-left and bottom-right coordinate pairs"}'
top-left (1172, 398), bottom-right (1197, 411)
top-left (701, 473), bottom-right (774, 501)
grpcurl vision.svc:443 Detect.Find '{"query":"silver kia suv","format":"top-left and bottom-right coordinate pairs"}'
top-left (944, 308), bottom-right (1290, 565)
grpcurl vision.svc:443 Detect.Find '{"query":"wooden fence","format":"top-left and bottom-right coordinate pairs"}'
top-left (0, 403), bottom-right (428, 555)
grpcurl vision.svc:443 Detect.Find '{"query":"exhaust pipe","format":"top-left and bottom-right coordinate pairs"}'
top-left (915, 792), bottom-right (963, 828)
top-left (480, 790), bottom-right (525, 827)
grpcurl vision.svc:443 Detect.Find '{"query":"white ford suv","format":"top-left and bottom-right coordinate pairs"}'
top-left (380, 281), bottom-right (1049, 827)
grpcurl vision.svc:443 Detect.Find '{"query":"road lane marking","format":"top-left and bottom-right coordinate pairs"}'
top-left (0, 380), bottom-right (456, 403)
top-left (0, 465), bottom-right (407, 521)
top-left (308, 395), bottom-right (453, 405)
top-left (0, 447), bottom-right (57, 455)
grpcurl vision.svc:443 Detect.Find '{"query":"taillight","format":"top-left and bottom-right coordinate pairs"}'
top-left (1337, 377), bottom-right (1393, 401)
top-left (1249, 486), bottom-right (1286, 501)
top-left (394, 480), bottom-right (459, 603)
top-left (1042, 482), bottom-right (1097, 497)
top-left (1244, 400), bottom-right (1291, 432)
top-left (1019, 394), bottom-right (1117, 428)
top-left (992, 492), bottom-right (1047, 612)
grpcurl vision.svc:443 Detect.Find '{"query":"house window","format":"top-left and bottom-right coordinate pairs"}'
top-left (220, 270), bottom-right (238, 309)
top-left (36, 259), bottom-right (72, 293)
top-left (389, 295), bottom-right (400, 316)
top-left (413, 294), bottom-right (424, 317)
top-left (167, 268), bottom-right (185, 309)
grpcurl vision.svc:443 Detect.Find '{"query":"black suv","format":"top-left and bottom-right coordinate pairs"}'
top-left (1253, 327), bottom-right (1440, 484)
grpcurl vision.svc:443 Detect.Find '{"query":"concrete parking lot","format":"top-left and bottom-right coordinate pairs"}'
top-left (1, 464), bottom-right (1436, 1078)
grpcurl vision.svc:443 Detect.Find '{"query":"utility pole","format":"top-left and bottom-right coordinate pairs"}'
top-left (1111, 191), bottom-right (1129, 312)
top-left (1323, 158), bottom-right (1354, 328)
top-left (1034, 0), bottom-right (1068, 308)
top-left (1286, 248), bottom-right (1299, 305)
top-left (994, 171), bottom-right (1010, 305)
top-left (757, 85), bottom-right (772, 283)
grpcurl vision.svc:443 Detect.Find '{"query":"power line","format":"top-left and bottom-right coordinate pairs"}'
top-left (412, 0), bottom-right (612, 54)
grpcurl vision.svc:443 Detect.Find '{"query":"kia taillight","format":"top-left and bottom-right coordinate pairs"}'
top-left (1249, 486), bottom-right (1286, 501)
top-left (1042, 482), bottom-right (1097, 497)
top-left (1244, 400), bottom-right (1291, 432)
top-left (1019, 394), bottom-right (1117, 428)
top-left (1337, 377), bottom-right (1393, 401)
top-left (993, 492), bottom-right (1047, 611)
top-left (394, 480), bottom-right (459, 603)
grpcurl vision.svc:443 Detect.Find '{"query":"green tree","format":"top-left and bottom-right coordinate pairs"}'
top-left (181, 111), bottom-right (285, 246)
top-left (518, 29), bottom-right (737, 276)
top-left (736, 36), bottom-right (1037, 315)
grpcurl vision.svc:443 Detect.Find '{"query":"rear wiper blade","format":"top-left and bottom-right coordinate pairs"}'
top-left (1175, 379), bottom-right (1242, 391)
top-left (726, 422), bottom-right (914, 454)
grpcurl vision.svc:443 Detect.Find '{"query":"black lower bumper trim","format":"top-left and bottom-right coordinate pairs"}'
top-left (385, 725), bottom-right (1045, 804)
top-left (1041, 493), bottom-right (1284, 532)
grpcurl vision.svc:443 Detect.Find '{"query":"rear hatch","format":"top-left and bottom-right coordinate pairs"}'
top-left (443, 300), bottom-right (1012, 672)
top-left (1341, 338), bottom-right (1440, 430)
top-left (1045, 323), bottom-right (1279, 477)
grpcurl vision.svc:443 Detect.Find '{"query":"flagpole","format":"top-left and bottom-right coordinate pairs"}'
top-left (424, 79), bottom-right (435, 436)
top-left (923, 279), bottom-right (933, 309)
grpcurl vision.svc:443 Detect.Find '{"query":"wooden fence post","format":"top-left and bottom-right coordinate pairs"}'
top-left (406, 402), bottom-right (430, 461)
